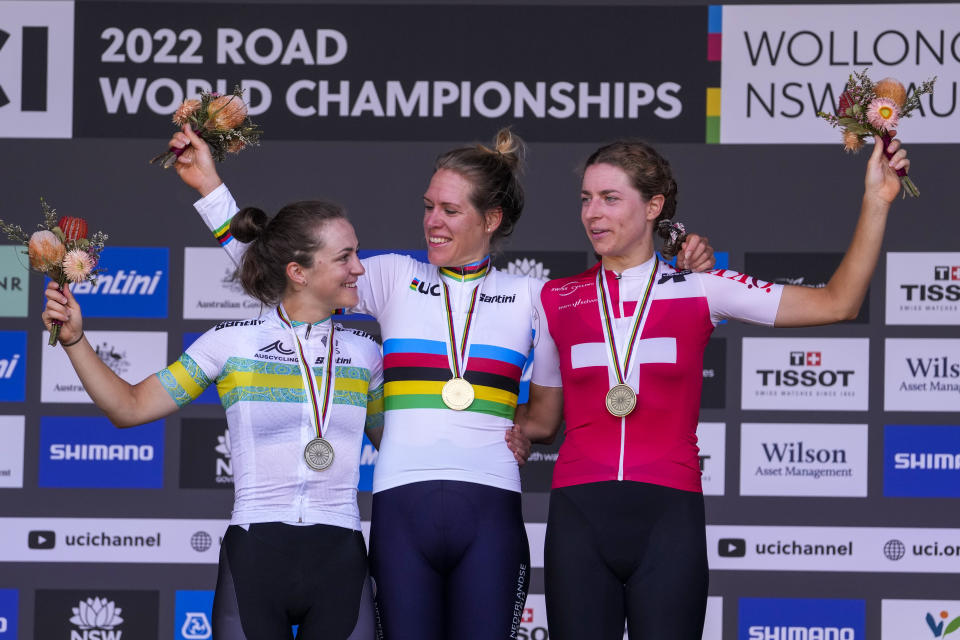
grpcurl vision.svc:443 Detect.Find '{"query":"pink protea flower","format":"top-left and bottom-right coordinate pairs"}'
top-left (843, 130), bottom-right (865, 153)
top-left (63, 249), bottom-right (94, 283)
top-left (206, 95), bottom-right (247, 130)
top-left (867, 97), bottom-right (900, 132)
top-left (172, 99), bottom-right (201, 125)
top-left (28, 230), bottom-right (65, 271)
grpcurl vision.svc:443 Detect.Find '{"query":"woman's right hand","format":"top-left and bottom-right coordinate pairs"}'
top-left (42, 281), bottom-right (84, 347)
top-left (168, 125), bottom-right (223, 197)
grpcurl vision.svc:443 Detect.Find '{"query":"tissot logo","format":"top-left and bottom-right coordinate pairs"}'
top-left (887, 253), bottom-right (960, 325)
top-left (34, 590), bottom-right (158, 640)
top-left (697, 422), bottom-right (725, 496)
top-left (28, 530), bottom-right (56, 549)
top-left (742, 338), bottom-right (868, 410)
top-left (719, 538), bottom-right (746, 557)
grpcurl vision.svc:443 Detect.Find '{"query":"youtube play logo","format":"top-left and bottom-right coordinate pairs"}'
top-left (28, 530), bottom-right (55, 549)
top-left (718, 537), bottom-right (746, 557)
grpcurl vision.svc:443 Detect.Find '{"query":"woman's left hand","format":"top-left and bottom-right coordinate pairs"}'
top-left (677, 233), bottom-right (716, 272)
top-left (866, 131), bottom-right (909, 204)
top-left (505, 425), bottom-right (532, 467)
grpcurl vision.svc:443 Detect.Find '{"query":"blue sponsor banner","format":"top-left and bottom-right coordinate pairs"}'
top-left (175, 590), bottom-right (214, 640)
top-left (183, 333), bottom-right (220, 405)
top-left (884, 425), bottom-right (960, 497)
top-left (0, 589), bottom-right (17, 638)
top-left (38, 416), bottom-right (165, 488)
top-left (0, 331), bottom-right (26, 402)
top-left (57, 247), bottom-right (169, 318)
top-left (337, 250), bottom-right (428, 322)
top-left (739, 598), bottom-right (865, 640)
top-left (358, 433), bottom-right (376, 492)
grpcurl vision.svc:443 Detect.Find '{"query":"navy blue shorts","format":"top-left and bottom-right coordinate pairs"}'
top-left (369, 480), bottom-right (530, 639)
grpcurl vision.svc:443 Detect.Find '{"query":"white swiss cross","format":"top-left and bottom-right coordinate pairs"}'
top-left (952, 266), bottom-right (960, 281)
top-left (571, 335), bottom-right (677, 388)
top-left (806, 351), bottom-right (821, 366)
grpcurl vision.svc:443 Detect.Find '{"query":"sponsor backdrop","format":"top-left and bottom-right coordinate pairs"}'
top-left (1, 1), bottom-right (958, 638)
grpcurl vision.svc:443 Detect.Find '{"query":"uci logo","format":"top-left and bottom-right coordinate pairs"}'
top-left (409, 277), bottom-right (440, 297)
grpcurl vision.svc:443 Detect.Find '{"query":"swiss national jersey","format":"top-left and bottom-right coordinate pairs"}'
top-left (535, 256), bottom-right (783, 493)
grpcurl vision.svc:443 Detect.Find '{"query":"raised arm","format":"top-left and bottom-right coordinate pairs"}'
top-left (774, 134), bottom-right (908, 327)
top-left (41, 282), bottom-right (178, 427)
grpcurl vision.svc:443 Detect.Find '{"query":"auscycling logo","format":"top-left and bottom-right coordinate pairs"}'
top-left (67, 247), bottom-right (169, 318)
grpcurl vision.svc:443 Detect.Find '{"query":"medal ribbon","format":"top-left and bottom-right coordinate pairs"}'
top-left (595, 256), bottom-right (658, 388)
top-left (439, 257), bottom-right (490, 379)
top-left (277, 305), bottom-right (336, 439)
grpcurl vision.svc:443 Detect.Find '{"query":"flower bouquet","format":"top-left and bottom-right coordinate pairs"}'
top-left (0, 199), bottom-right (108, 345)
top-left (150, 86), bottom-right (262, 168)
top-left (817, 70), bottom-right (935, 198)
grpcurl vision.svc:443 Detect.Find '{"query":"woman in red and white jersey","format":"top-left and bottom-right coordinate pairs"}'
top-left (522, 135), bottom-right (909, 639)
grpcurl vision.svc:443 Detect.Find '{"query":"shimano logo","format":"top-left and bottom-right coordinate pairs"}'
top-left (50, 444), bottom-right (154, 461)
top-left (71, 269), bottom-right (163, 295)
top-left (748, 626), bottom-right (854, 640)
top-left (258, 340), bottom-right (295, 355)
top-left (894, 452), bottom-right (960, 470)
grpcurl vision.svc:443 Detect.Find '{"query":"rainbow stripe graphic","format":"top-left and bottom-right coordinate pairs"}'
top-left (383, 337), bottom-right (525, 419)
top-left (706, 5), bottom-right (722, 143)
top-left (213, 218), bottom-right (234, 246)
top-left (410, 277), bottom-right (421, 290)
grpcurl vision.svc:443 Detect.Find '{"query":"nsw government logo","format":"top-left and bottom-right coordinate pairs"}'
top-left (34, 590), bottom-right (157, 640)
top-left (886, 253), bottom-right (960, 325)
top-left (739, 598), bottom-right (864, 640)
top-left (67, 247), bottom-right (169, 318)
top-left (884, 425), bottom-right (960, 498)
top-left (38, 416), bottom-right (164, 488)
top-left (742, 338), bottom-right (868, 411)
top-left (179, 419), bottom-right (232, 489)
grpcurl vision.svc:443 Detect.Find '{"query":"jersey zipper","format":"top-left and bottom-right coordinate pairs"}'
top-left (617, 416), bottom-right (625, 481)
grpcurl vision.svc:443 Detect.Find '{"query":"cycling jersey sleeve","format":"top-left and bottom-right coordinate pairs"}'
top-left (194, 183), bottom-right (246, 267)
top-left (364, 338), bottom-right (385, 431)
top-left (353, 253), bottom-right (414, 318)
top-left (699, 268), bottom-right (784, 327)
top-left (155, 326), bottom-right (225, 407)
top-left (530, 281), bottom-right (563, 388)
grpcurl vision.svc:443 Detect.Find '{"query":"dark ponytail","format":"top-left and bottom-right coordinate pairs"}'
top-left (232, 200), bottom-right (347, 306)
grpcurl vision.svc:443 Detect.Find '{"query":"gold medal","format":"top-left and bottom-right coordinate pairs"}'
top-left (441, 377), bottom-right (475, 411)
top-left (304, 437), bottom-right (335, 471)
top-left (605, 383), bottom-right (637, 417)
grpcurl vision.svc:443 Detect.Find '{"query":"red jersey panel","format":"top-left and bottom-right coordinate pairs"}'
top-left (539, 258), bottom-right (782, 493)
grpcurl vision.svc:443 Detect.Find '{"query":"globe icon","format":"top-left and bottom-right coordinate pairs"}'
top-left (191, 531), bottom-right (213, 553)
top-left (883, 539), bottom-right (906, 561)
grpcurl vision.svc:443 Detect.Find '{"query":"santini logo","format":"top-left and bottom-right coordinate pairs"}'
top-left (0, 353), bottom-right (20, 379)
top-left (72, 270), bottom-right (162, 296)
top-left (50, 444), bottom-right (154, 461)
top-left (747, 626), bottom-right (854, 640)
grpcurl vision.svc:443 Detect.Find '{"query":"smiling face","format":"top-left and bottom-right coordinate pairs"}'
top-left (422, 169), bottom-right (498, 267)
top-left (580, 162), bottom-right (663, 273)
top-left (293, 218), bottom-right (364, 314)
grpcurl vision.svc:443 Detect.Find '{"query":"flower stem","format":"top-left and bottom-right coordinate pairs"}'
top-left (901, 175), bottom-right (920, 199)
top-left (48, 275), bottom-right (67, 346)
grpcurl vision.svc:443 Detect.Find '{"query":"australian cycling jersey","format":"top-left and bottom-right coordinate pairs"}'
top-left (536, 256), bottom-right (783, 493)
top-left (195, 184), bottom-right (557, 493)
top-left (157, 309), bottom-right (384, 528)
